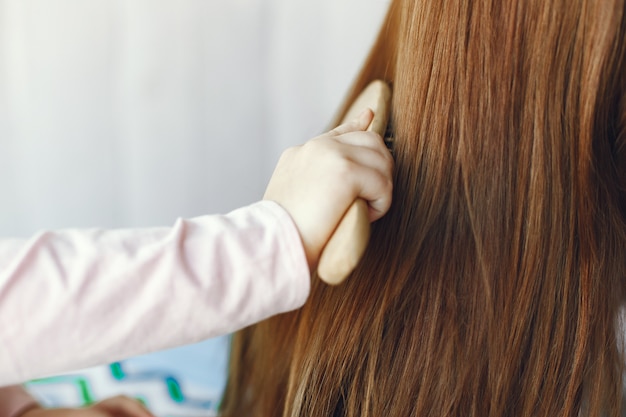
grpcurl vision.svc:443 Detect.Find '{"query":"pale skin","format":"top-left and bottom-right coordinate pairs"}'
top-left (264, 108), bottom-right (394, 270)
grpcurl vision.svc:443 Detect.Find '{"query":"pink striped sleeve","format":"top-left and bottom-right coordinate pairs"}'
top-left (0, 386), bottom-right (38, 417)
top-left (0, 200), bottom-right (310, 386)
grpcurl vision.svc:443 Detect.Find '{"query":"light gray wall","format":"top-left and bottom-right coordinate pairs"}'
top-left (0, 0), bottom-right (389, 236)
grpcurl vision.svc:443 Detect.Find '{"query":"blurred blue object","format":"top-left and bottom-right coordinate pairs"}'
top-left (26, 336), bottom-right (230, 417)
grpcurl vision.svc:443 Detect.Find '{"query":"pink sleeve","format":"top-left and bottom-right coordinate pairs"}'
top-left (0, 386), bottom-right (38, 417)
top-left (0, 200), bottom-right (310, 386)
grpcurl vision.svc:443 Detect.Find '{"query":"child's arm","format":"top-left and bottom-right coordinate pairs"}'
top-left (0, 110), bottom-right (393, 386)
top-left (0, 385), bottom-right (153, 417)
top-left (0, 200), bottom-right (310, 386)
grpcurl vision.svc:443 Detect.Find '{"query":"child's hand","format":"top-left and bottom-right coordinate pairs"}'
top-left (19, 395), bottom-right (155, 417)
top-left (264, 109), bottom-right (394, 270)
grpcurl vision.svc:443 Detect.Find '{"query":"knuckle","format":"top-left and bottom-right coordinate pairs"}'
top-left (332, 155), bottom-right (355, 178)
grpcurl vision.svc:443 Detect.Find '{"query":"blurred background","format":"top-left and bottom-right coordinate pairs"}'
top-left (0, 0), bottom-right (389, 415)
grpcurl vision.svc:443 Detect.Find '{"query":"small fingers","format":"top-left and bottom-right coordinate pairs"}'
top-left (365, 184), bottom-right (394, 222)
top-left (323, 127), bottom-right (395, 222)
top-left (356, 166), bottom-right (394, 222)
top-left (344, 144), bottom-right (393, 186)
top-left (331, 131), bottom-right (394, 170)
top-left (333, 145), bottom-right (393, 222)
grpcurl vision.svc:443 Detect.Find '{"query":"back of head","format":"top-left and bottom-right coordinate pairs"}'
top-left (221, 0), bottom-right (626, 416)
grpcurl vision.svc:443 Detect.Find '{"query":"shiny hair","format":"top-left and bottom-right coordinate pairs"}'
top-left (221, 0), bottom-right (626, 416)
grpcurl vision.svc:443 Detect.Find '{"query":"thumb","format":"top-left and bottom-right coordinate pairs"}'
top-left (329, 108), bottom-right (374, 136)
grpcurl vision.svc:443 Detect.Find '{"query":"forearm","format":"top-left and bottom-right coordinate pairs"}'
top-left (0, 201), bottom-right (309, 385)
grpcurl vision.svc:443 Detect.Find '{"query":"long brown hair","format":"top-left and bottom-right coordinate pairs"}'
top-left (221, 0), bottom-right (626, 416)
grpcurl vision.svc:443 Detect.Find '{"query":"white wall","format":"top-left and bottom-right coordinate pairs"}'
top-left (0, 0), bottom-right (389, 236)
